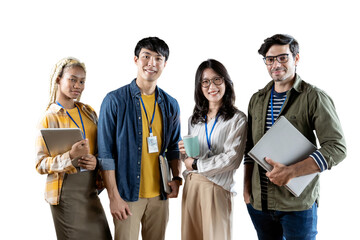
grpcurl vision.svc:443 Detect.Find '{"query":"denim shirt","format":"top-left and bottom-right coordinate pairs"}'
top-left (98, 79), bottom-right (181, 202)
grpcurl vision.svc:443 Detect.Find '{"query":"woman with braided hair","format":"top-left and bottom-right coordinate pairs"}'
top-left (35, 57), bottom-right (111, 239)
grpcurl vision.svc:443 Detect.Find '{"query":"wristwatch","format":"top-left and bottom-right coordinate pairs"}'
top-left (192, 158), bottom-right (198, 170)
top-left (172, 176), bottom-right (183, 185)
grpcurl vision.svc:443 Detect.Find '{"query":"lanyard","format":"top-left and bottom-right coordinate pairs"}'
top-left (205, 114), bottom-right (220, 151)
top-left (270, 87), bottom-right (287, 125)
top-left (139, 91), bottom-right (158, 137)
top-left (56, 101), bottom-right (86, 139)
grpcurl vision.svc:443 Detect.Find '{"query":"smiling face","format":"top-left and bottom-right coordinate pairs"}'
top-left (201, 68), bottom-right (226, 107)
top-left (134, 48), bottom-right (167, 84)
top-left (266, 44), bottom-right (299, 87)
top-left (56, 66), bottom-right (86, 102)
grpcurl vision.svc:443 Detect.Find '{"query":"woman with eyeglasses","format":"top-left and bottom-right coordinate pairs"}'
top-left (35, 57), bottom-right (112, 240)
top-left (178, 59), bottom-right (247, 240)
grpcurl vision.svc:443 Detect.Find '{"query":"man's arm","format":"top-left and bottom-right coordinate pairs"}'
top-left (97, 94), bottom-right (132, 220)
top-left (102, 170), bottom-right (132, 220)
top-left (265, 89), bottom-right (346, 186)
top-left (309, 90), bottom-right (347, 169)
top-left (265, 157), bottom-right (320, 186)
top-left (167, 159), bottom-right (182, 198)
top-left (243, 163), bottom-right (254, 204)
top-left (243, 99), bottom-right (255, 204)
top-left (166, 98), bottom-right (182, 198)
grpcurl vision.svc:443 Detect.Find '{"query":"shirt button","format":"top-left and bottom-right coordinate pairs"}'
top-left (139, 132), bottom-right (141, 135)
top-left (137, 175), bottom-right (140, 178)
top-left (138, 147), bottom-right (141, 150)
top-left (138, 116), bottom-right (141, 120)
top-left (137, 162), bottom-right (140, 165)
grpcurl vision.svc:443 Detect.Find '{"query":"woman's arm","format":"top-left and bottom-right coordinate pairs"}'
top-left (197, 114), bottom-right (247, 176)
top-left (35, 117), bottom-right (89, 174)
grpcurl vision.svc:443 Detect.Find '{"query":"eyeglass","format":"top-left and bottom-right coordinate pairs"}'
top-left (201, 77), bottom-right (224, 88)
top-left (263, 54), bottom-right (289, 65)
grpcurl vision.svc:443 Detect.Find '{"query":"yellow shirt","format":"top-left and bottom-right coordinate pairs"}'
top-left (67, 106), bottom-right (97, 155)
top-left (139, 94), bottom-right (163, 198)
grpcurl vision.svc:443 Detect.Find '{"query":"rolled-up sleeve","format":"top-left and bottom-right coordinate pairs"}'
top-left (309, 90), bottom-right (347, 170)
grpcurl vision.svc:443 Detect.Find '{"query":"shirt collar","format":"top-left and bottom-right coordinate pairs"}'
top-left (130, 78), bottom-right (163, 103)
top-left (292, 74), bottom-right (304, 93)
top-left (49, 103), bottom-right (63, 113)
top-left (48, 101), bottom-right (86, 113)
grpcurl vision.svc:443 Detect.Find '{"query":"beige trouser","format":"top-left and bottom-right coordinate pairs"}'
top-left (114, 196), bottom-right (169, 240)
top-left (182, 173), bottom-right (233, 240)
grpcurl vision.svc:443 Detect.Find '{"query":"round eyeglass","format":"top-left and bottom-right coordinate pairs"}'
top-left (263, 54), bottom-right (289, 65)
top-left (201, 77), bottom-right (224, 88)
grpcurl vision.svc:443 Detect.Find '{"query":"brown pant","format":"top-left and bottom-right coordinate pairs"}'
top-left (114, 196), bottom-right (169, 240)
top-left (182, 173), bottom-right (233, 240)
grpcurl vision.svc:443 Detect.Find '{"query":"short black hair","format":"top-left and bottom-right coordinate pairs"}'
top-left (134, 37), bottom-right (169, 61)
top-left (258, 34), bottom-right (299, 58)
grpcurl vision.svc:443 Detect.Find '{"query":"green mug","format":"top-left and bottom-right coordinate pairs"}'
top-left (183, 135), bottom-right (200, 158)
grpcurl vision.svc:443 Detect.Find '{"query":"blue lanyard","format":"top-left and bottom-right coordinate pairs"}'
top-left (56, 101), bottom-right (86, 139)
top-left (205, 114), bottom-right (220, 150)
top-left (139, 91), bottom-right (158, 136)
top-left (270, 87), bottom-right (287, 125)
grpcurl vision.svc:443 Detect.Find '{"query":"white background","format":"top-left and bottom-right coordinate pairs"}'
top-left (1, 0), bottom-right (359, 239)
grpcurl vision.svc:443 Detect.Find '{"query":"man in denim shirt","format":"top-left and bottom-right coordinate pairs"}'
top-left (98, 37), bottom-right (182, 240)
top-left (243, 34), bottom-right (346, 240)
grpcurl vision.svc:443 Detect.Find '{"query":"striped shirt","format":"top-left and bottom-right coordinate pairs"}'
top-left (260, 91), bottom-right (288, 197)
top-left (35, 102), bottom-right (98, 205)
top-left (182, 110), bottom-right (247, 194)
top-left (244, 90), bottom-right (327, 170)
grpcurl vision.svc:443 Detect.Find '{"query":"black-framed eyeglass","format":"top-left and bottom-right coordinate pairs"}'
top-left (263, 54), bottom-right (289, 65)
top-left (201, 77), bottom-right (224, 88)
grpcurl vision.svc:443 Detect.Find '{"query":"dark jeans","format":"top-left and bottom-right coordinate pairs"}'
top-left (247, 203), bottom-right (318, 240)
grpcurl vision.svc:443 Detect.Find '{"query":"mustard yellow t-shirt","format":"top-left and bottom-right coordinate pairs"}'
top-left (67, 105), bottom-right (97, 155)
top-left (139, 94), bottom-right (163, 198)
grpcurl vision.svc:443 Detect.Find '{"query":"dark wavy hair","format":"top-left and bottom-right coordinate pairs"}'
top-left (258, 34), bottom-right (299, 58)
top-left (191, 59), bottom-right (237, 125)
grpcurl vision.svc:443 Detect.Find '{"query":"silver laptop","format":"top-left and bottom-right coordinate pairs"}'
top-left (159, 155), bottom-right (172, 194)
top-left (248, 116), bottom-right (318, 197)
top-left (40, 128), bottom-right (83, 157)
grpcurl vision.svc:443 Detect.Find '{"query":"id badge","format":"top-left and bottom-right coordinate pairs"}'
top-left (147, 135), bottom-right (159, 153)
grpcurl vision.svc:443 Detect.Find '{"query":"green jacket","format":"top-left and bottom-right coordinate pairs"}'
top-left (245, 74), bottom-right (346, 211)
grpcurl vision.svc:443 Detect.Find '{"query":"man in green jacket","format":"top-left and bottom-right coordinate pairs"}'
top-left (243, 34), bottom-right (346, 240)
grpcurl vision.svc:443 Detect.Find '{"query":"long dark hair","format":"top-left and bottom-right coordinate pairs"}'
top-left (191, 59), bottom-right (237, 125)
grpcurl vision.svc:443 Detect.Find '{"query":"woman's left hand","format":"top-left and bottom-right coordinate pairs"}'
top-left (184, 157), bottom-right (194, 171)
top-left (78, 154), bottom-right (97, 171)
